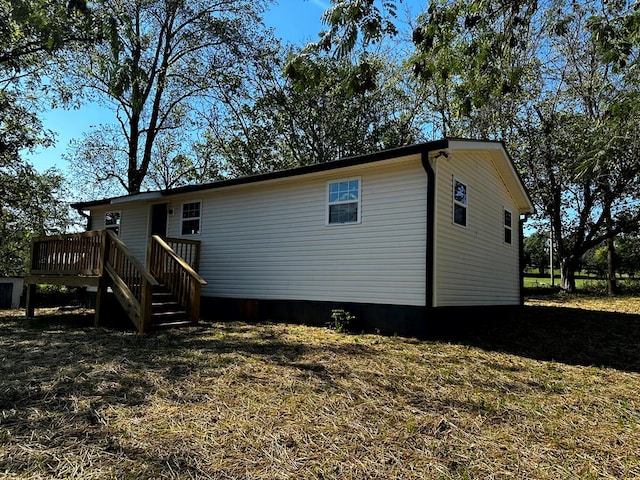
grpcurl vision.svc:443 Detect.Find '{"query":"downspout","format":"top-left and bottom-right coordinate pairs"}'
top-left (421, 152), bottom-right (436, 309)
top-left (519, 215), bottom-right (528, 305)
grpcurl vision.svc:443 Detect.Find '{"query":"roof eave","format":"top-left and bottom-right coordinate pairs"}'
top-left (72, 140), bottom-right (451, 209)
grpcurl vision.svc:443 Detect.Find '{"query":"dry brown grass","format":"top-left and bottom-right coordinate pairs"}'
top-left (1, 300), bottom-right (640, 479)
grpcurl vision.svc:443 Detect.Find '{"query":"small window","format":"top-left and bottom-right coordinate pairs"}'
top-left (105, 211), bottom-right (121, 236)
top-left (504, 208), bottom-right (513, 244)
top-left (453, 179), bottom-right (467, 227)
top-left (327, 178), bottom-right (361, 225)
top-left (181, 201), bottom-right (201, 235)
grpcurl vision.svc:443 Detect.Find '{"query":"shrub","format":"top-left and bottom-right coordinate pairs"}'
top-left (328, 309), bottom-right (355, 333)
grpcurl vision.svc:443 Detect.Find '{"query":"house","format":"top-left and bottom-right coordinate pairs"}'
top-left (46, 138), bottom-right (531, 336)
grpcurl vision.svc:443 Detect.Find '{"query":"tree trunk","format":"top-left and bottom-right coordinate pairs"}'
top-left (607, 236), bottom-right (618, 296)
top-left (560, 259), bottom-right (576, 292)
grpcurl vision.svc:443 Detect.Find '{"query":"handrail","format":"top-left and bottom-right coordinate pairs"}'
top-left (150, 235), bottom-right (206, 285)
top-left (163, 237), bottom-right (201, 271)
top-left (27, 229), bottom-right (204, 334)
top-left (148, 235), bottom-right (206, 325)
top-left (104, 230), bottom-right (158, 333)
top-left (106, 231), bottom-right (159, 287)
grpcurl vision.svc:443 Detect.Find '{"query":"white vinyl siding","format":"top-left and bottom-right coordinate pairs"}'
top-left (91, 203), bottom-right (150, 264)
top-left (433, 151), bottom-right (521, 307)
top-left (166, 155), bottom-right (428, 306)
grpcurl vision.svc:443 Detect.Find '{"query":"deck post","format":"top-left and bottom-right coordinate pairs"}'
top-left (94, 275), bottom-right (108, 327)
top-left (189, 282), bottom-right (201, 325)
top-left (25, 283), bottom-right (36, 317)
top-left (140, 279), bottom-right (153, 334)
top-left (94, 230), bottom-right (109, 327)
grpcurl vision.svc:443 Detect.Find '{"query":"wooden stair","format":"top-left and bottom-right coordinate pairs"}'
top-left (25, 231), bottom-right (206, 334)
top-left (151, 285), bottom-right (191, 329)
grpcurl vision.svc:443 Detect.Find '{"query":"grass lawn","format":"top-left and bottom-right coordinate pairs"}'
top-left (523, 273), bottom-right (640, 291)
top-left (1, 297), bottom-right (640, 479)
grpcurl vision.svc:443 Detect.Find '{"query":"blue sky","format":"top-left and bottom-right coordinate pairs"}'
top-left (27, 0), bottom-right (422, 174)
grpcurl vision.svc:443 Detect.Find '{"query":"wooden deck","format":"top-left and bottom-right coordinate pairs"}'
top-left (25, 230), bottom-right (206, 333)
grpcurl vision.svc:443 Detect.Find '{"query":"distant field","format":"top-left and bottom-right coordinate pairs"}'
top-left (1, 299), bottom-right (639, 479)
top-left (524, 272), bottom-right (640, 291)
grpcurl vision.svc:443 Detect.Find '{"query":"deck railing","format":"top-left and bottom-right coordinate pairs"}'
top-left (104, 230), bottom-right (159, 333)
top-left (147, 235), bottom-right (206, 325)
top-left (163, 237), bottom-right (201, 271)
top-left (30, 230), bottom-right (105, 276)
top-left (27, 230), bottom-right (159, 333)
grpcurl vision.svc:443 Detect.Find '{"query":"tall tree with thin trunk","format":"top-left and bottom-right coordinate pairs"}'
top-left (64, 0), bottom-right (272, 195)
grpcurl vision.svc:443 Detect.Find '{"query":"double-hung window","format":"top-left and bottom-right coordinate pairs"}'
top-left (453, 178), bottom-right (467, 227)
top-left (504, 208), bottom-right (513, 244)
top-left (181, 201), bottom-right (201, 235)
top-left (327, 178), bottom-right (361, 225)
top-left (105, 211), bottom-right (121, 236)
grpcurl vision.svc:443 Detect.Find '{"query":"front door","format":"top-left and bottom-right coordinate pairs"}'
top-left (150, 203), bottom-right (168, 237)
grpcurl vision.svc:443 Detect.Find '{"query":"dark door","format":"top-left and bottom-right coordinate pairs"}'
top-left (0, 283), bottom-right (12, 309)
top-left (150, 203), bottom-right (168, 237)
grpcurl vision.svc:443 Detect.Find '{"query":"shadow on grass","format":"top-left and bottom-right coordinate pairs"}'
top-left (0, 311), bottom-right (371, 411)
top-left (0, 310), bottom-right (375, 476)
top-left (439, 305), bottom-right (640, 373)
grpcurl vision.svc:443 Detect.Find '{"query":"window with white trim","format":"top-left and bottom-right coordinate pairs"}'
top-left (327, 178), bottom-right (361, 225)
top-left (105, 211), bottom-right (121, 236)
top-left (504, 208), bottom-right (513, 244)
top-left (453, 178), bottom-right (467, 227)
top-left (181, 201), bottom-right (201, 235)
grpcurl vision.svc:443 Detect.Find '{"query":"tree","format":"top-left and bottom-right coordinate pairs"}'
top-left (514, 2), bottom-right (640, 292)
top-left (66, 125), bottom-right (216, 198)
top-left (408, 0), bottom-right (538, 137)
top-left (1, 0), bottom-right (93, 275)
top-left (1, 0), bottom-right (92, 71)
top-left (0, 162), bottom-right (71, 275)
top-left (63, 0), bottom-right (273, 195)
top-left (200, 46), bottom-right (426, 176)
top-left (616, 234), bottom-right (640, 279)
top-left (523, 232), bottom-right (550, 275)
top-left (582, 245), bottom-right (607, 278)
top-left (1, 0), bottom-right (93, 160)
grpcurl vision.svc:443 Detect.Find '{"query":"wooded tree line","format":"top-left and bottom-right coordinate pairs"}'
top-left (2, 0), bottom-right (640, 293)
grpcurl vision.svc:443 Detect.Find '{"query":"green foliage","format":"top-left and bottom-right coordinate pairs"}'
top-left (202, 45), bottom-right (425, 176)
top-left (328, 308), bottom-right (355, 333)
top-left (64, 0), bottom-right (274, 195)
top-left (587, 0), bottom-right (640, 72)
top-left (582, 246), bottom-right (608, 278)
top-left (0, 160), bottom-right (70, 276)
top-left (314, 0), bottom-right (400, 57)
top-left (1, 0), bottom-right (92, 163)
top-left (0, 0), bottom-right (93, 72)
top-left (523, 232), bottom-right (550, 275)
top-left (616, 235), bottom-right (640, 278)
top-left (409, 0), bottom-right (536, 126)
